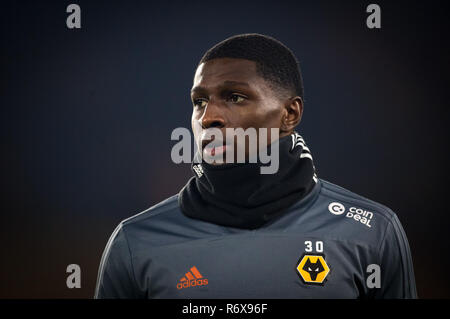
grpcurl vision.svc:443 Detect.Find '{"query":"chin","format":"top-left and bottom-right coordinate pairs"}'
top-left (209, 161), bottom-right (226, 166)
top-left (202, 155), bottom-right (228, 165)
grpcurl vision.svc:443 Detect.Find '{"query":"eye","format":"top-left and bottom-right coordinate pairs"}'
top-left (315, 268), bottom-right (319, 272)
top-left (308, 267), bottom-right (312, 271)
top-left (193, 98), bottom-right (208, 108)
top-left (228, 93), bottom-right (246, 103)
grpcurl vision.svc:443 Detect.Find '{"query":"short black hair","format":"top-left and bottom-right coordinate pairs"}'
top-left (198, 33), bottom-right (304, 100)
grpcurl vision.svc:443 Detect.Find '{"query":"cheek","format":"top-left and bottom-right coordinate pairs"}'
top-left (191, 113), bottom-right (202, 145)
top-left (240, 104), bottom-right (283, 129)
top-left (191, 112), bottom-right (196, 131)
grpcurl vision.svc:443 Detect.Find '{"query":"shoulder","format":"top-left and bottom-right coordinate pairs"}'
top-left (121, 194), bottom-right (180, 228)
top-left (110, 193), bottom-right (218, 250)
top-left (110, 194), bottom-right (184, 246)
top-left (104, 194), bottom-right (180, 237)
top-left (308, 178), bottom-right (402, 246)
top-left (319, 178), bottom-right (396, 223)
top-left (111, 194), bottom-right (185, 248)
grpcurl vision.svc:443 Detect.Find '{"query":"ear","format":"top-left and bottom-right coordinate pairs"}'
top-left (280, 96), bottom-right (303, 134)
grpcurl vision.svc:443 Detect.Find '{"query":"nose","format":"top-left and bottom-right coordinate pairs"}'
top-left (199, 101), bottom-right (225, 129)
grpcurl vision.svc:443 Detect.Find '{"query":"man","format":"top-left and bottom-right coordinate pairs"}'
top-left (95, 33), bottom-right (417, 298)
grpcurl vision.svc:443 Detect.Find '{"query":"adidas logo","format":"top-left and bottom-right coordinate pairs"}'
top-left (176, 266), bottom-right (208, 290)
top-left (193, 164), bottom-right (204, 178)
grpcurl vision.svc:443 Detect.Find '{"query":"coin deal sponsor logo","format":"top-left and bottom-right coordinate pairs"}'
top-left (296, 254), bottom-right (330, 285)
top-left (328, 202), bottom-right (345, 215)
top-left (328, 202), bottom-right (374, 228)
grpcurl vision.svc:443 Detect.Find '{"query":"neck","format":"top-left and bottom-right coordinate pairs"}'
top-left (179, 132), bottom-right (318, 229)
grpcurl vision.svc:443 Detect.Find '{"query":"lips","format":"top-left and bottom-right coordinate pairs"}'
top-left (202, 140), bottom-right (227, 157)
top-left (210, 145), bottom-right (227, 156)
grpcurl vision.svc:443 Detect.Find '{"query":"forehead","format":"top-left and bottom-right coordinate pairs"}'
top-left (192, 58), bottom-right (266, 91)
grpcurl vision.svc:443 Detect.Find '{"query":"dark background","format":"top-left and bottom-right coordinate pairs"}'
top-left (1, 0), bottom-right (449, 298)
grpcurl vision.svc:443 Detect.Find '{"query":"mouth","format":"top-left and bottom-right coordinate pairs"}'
top-left (201, 139), bottom-right (228, 158)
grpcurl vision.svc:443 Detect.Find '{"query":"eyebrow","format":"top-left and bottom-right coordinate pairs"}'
top-left (191, 80), bottom-right (250, 94)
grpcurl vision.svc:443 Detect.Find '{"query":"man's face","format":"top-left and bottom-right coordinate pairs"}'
top-left (191, 58), bottom-right (287, 164)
